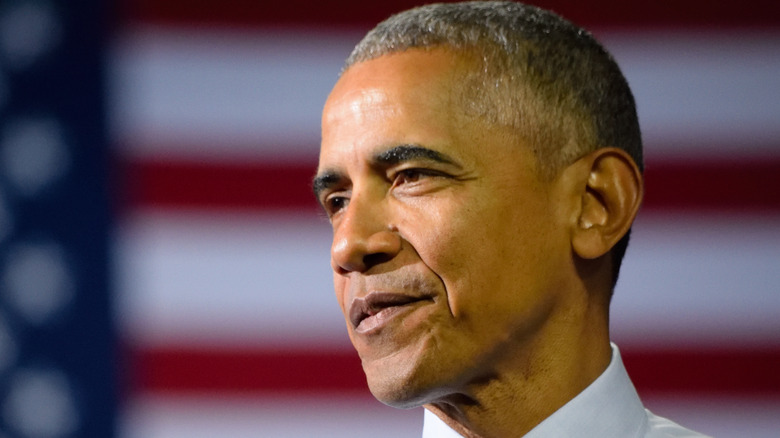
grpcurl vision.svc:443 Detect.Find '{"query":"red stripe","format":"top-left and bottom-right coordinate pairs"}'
top-left (120, 158), bottom-right (321, 213)
top-left (128, 345), bottom-right (780, 396)
top-left (622, 346), bottom-right (780, 396)
top-left (128, 346), bottom-right (367, 395)
top-left (118, 0), bottom-right (780, 29)
top-left (120, 155), bottom-right (780, 214)
top-left (643, 157), bottom-right (780, 215)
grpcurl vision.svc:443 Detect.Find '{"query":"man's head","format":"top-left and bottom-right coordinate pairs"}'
top-left (314, 1), bottom-right (643, 411)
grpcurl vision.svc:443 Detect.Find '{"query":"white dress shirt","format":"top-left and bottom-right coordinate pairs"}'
top-left (422, 344), bottom-right (709, 437)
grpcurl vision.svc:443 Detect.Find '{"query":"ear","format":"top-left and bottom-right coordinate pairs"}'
top-left (570, 148), bottom-right (643, 260)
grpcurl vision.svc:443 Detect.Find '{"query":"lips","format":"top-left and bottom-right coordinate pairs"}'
top-left (349, 292), bottom-right (430, 333)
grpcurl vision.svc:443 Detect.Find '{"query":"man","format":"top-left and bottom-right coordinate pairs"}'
top-left (313, 2), bottom-right (708, 437)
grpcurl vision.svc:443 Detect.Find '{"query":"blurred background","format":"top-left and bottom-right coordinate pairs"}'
top-left (0, 0), bottom-right (778, 437)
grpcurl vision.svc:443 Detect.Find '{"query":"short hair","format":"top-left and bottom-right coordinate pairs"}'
top-left (344, 1), bottom-right (642, 288)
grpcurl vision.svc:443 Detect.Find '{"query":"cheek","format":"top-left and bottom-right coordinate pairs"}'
top-left (419, 194), bottom-right (556, 314)
top-left (398, 200), bottom-right (480, 301)
top-left (395, 200), bottom-right (456, 266)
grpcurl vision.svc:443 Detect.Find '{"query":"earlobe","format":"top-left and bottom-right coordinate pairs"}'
top-left (571, 148), bottom-right (643, 260)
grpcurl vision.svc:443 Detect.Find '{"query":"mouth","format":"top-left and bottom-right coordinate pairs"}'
top-left (349, 292), bottom-right (431, 333)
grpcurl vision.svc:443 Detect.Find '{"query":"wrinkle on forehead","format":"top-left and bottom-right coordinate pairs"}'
top-left (329, 87), bottom-right (399, 126)
top-left (321, 88), bottom-right (397, 167)
top-left (325, 49), bottom-right (467, 120)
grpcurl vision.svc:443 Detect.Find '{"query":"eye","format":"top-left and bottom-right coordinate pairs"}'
top-left (392, 168), bottom-right (443, 186)
top-left (324, 194), bottom-right (349, 217)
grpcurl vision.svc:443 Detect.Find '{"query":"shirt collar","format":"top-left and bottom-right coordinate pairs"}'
top-left (422, 343), bottom-right (647, 438)
top-left (422, 409), bottom-right (464, 438)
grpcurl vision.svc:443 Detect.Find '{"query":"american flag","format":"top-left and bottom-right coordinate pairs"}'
top-left (10, 1), bottom-right (780, 437)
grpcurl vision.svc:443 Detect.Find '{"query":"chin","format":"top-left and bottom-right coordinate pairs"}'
top-left (367, 379), bottom-right (432, 409)
top-left (363, 357), bottom-right (451, 409)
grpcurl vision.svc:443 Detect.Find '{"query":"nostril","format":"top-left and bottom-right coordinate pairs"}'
top-left (334, 264), bottom-right (351, 276)
top-left (363, 252), bottom-right (394, 269)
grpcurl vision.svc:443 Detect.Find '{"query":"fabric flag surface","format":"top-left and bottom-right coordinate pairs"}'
top-left (110, 1), bottom-right (780, 437)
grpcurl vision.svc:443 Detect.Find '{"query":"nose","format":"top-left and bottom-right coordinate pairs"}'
top-left (330, 196), bottom-right (402, 275)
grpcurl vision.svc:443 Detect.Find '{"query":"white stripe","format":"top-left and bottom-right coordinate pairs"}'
top-left (116, 211), bottom-right (780, 348)
top-left (602, 30), bottom-right (780, 156)
top-left (114, 210), bottom-right (349, 348)
top-left (108, 26), bottom-right (360, 161)
top-left (119, 394), bottom-right (780, 438)
top-left (109, 27), bottom-right (780, 161)
top-left (642, 394), bottom-right (780, 438)
top-left (120, 395), bottom-right (423, 438)
top-left (612, 214), bottom-right (780, 347)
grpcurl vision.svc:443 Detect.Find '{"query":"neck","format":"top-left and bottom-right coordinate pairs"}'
top-left (424, 299), bottom-right (611, 438)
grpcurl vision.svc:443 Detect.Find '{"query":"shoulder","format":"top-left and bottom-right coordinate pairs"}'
top-left (643, 409), bottom-right (712, 438)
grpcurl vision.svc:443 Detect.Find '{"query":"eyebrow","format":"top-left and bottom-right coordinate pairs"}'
top-left (312, 144), bottom-right (460, 203)
top-left (312, 171), bottom-right (342, 203)
top-left (374, 144), bottom-right (459, 167)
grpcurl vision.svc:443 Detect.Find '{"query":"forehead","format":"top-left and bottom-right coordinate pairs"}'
top-left (328, 48), bottom-right (468, 109)
top-left (319, 49), bottom-right (477, 165)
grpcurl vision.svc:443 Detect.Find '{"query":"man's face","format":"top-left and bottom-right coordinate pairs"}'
top-left (316, 49), bottom-right (574, 407)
